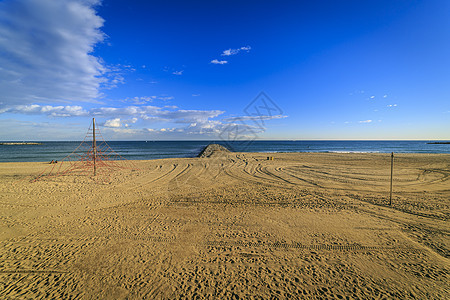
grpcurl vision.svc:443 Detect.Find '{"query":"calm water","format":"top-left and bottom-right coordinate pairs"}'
top-left (0, 140), bottom-right (449, 162)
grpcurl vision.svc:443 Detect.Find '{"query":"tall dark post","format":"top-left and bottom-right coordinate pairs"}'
top-left (93, 118), bottom-right (97, 176)
top-left (389, 152), bottom-right (394, 206)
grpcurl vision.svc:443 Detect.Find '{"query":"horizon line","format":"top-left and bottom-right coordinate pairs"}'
top-left (1, 139), bottom-right (449, 142)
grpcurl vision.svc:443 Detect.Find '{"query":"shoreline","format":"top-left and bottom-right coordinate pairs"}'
top-left (1, 151), bottom-right (449, 164)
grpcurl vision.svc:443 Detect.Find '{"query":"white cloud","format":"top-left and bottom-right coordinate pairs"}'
top-left (107, 123), bottom-right (229, 138)
top-left (1, 105), bottom-right (289, 140)
top-left (1, 104), bottom-right (225, 125)
top-left (211, 45), bottom-right (251, 65)
top-left (185, 120), bottom-right (224, 135)
top-left (221, 46), bottom-right (251, 56)
top-left (358, 120), bottom-right (372, 123)
top-left (192, 94), bottom-right (200, 97)
top-left (211, 59), bottom-right (228, 65)
top-left (125, 96), bottom-right (174, 104)
top-left (110, 128), bottom-right (140, 134)
top-left (141, 115), bottom-right (166, 122)
top-left (387, 104), bottom-right (398, 107)
top-left (103, 117), bottom-right (138, 128)
top-left (383, 94), bottom-right (388, 98)
top-left (102, 64), bottom-right (135, 90)
top-left (127, 96), bottom-right (156, 105)
top-left (0, 99), bottom-right (288, 139)
top-left (0, 0), bottom-right (109, 106)
top-left (104, 118), bottom-right (121, 128)
top-left (123, 117), bottom-right (138, 127)
top-left (370, 96), bottom-right (375, 99)
top-left (0, 104), bottom-right (88, 117)
top-left (222, 49), bottom-right (238, 56)
top-left (224, 115), bottom-right (287, 122)
top-left (172, 70), bottom-right (183, 75)
top-left (158, 96), bottom-right (174, 101)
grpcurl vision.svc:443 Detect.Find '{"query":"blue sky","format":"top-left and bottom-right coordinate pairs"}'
top-left (0, 0), bottom-right (449, 140)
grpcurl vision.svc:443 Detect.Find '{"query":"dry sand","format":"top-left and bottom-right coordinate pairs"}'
top-left (0, 152), bottom-right (449, 299)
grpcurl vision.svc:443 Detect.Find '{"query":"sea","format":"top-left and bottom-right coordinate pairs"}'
top-left (0, 140), bottom-right (449, 162)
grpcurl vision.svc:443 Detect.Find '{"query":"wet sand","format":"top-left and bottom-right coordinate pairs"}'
top-left (0, 152), bottom-right (449, 298)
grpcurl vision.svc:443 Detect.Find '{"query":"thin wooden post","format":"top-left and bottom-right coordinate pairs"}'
top-left (93, 118), bottom-right (97, 176)
top-left (389, 152), bottom-right (394, 206)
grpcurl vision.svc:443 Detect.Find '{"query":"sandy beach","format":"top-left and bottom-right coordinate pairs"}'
top-left (0, 151), bottom-right (449, 299)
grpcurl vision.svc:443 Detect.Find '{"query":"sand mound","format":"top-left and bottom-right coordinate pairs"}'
top-left (198, 143), bottom-right (231, 158)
